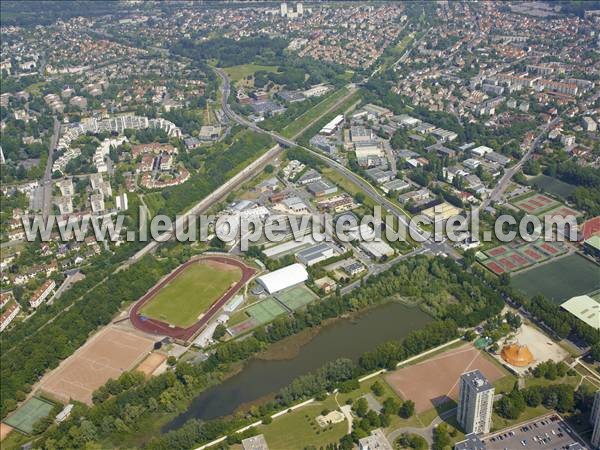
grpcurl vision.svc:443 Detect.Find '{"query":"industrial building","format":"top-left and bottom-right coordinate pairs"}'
top-left (296, 242), bottom-right (339, 266)
top-left (359, 240), bottom-right (395, 260)
top-left (457, 370), bottom-right (495, 435)
top-left (320, 114), bottom-right (344, 135)
top-left (256, 263), bottom-right (309, 294)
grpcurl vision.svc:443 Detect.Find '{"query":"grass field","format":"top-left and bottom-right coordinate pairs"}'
top-left (528, 174), bottom-right (577, 199)
top-left (140, 262), bottom-right (242, 327)
top-left (511, 254), bottom-right (600, 303)
top-left (224, 64), bottom-right (279, 83)
top-left (281, 87), bottom-right (349, 138)
top-left (259, 401), bottom-right (347, 450)
top-left (4, 397), bottom-right (55, 434)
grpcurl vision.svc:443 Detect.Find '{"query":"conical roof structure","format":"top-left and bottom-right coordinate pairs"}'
top-left (501, 343), bottom-right (534, 367)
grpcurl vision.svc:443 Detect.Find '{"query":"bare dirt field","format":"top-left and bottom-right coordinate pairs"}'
top-left (496, 322), bottom-right (569, 374)
top-left (136, 352), bottom-right (167, 377)
top-left (384, 344), bottom-right (505, 413)
top-left (0, 423), bottom-right (13, 441)
top-left (38, 327), bottom-right (154, 405)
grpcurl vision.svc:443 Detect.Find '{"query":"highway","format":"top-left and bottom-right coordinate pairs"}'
top-left (215, 67), bottom-right (457, 258)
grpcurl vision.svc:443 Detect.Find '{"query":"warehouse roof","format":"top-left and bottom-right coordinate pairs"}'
top-left (256, 263), bottom-right (309, 294)
top-left (561, 295), bottom-right (600, 330)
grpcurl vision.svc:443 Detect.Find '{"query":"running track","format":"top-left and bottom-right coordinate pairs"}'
top-left (129, 256), bottom-right (255, 341)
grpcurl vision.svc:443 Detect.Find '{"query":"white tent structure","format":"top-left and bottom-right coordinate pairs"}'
top-left (256, 263), bottom-right (308, 294)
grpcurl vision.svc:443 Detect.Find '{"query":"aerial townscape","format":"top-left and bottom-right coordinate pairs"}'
top-left (1, 1), bottom-right (600, 449)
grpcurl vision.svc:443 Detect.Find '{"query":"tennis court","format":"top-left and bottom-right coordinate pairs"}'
top-left (4, 397), bottom-right (55, 434)
top-left (482, 240), bottom-right (568, 275)
top-left (541, 205), bottom-right (582, 220)
top-left (274, 285), bottom-right (318, 311)
top-left (513, 193), bottom-right (559, 215)
top-left (246, 298), bottom-right (288, 325)
top-left (229, 317), bottom-right (259, 335)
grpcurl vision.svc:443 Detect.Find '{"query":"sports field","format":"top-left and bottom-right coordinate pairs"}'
top-left (528, 174), bottom-right (576, 199)
top-left (384, 344), bottom-right (506, 413)
top-left (140, 260), bottom-right (242, 328)
top-left (224, 64), bottom-right (279, 83)
top-left (512, 193), bottom-right (559, 215)
top-left (38, 326), bottom-right (154, 405)
top-left (246, 297), bottom-right (288, 325)
top-left (511, 253), bottom-right (600, 303)
top-left (274, 285), bottom-right (318, 311)
top-left (481, 240), bottom-right (567, 275)
top-left (4, 397), bottom-right (55, 434)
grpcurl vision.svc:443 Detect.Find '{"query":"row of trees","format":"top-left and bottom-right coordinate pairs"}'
top-left (496, 383), bottom-right (575, 420)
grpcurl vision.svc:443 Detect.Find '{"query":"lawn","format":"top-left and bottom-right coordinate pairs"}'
top-left (511, 253), bottom-right (600, 303)
top-left (528, 174), bottom-right (577, 199)
top-left (259, 401), bottom-right (347, 450)
top-left (224, 64), bottom-right (279, 83)
top-left (281, 87), bottom-right (349, 138)
top-left (140, 262), bottom-right (242, 328)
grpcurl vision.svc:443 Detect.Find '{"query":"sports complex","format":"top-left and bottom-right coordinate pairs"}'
top-left (130, 255), bottom-right (256, 341)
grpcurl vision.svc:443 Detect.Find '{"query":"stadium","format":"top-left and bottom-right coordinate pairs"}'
top-left (130, 255), bottom-right (256, 341)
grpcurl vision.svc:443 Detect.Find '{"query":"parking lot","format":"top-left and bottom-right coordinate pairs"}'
top-left (483, 413), bottom-right (587, 449)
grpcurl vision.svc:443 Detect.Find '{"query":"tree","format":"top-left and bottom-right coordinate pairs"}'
top-left (213, 324), bottom-right (227, 341)
top-left (353, 398), bottom-right (369, 418)
top-left (371, 381), bottom-right (384, 397)
top-left (399, 400), bottom-right (415, 418)
top-left (432, 423), bottom-right (452, 450)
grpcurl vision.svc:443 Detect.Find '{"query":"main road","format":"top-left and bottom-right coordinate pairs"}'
top-left (475, 116), bottom-right (560, 215)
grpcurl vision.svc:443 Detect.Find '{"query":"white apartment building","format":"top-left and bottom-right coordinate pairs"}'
top-left (457, 370), bottom-right (495, 435)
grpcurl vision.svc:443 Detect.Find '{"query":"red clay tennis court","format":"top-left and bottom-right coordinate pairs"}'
top-left (384, 344), bottom-right (505, 413)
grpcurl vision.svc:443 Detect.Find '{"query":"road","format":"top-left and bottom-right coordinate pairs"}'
top-left (41, 116), bottom-right (60, 218)
top-left (215, 68), bottom-right (458, 259)
top-left (475, 117), bottom-right (560, 215)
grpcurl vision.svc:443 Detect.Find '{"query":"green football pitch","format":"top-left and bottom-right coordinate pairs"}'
top-left (140, 261), bottom-right (242, 328)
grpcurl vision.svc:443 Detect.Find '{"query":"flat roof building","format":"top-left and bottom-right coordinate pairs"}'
top-left (358, 428), bottom-right (393, 450)
top-left (256, 263), bottom-right (308, 294)
top-left (457, 370), bottom-right (495, 435)
top-left (561, 295), bottom-right (600, 330)
top-left (296, 242), bottom-right (338, 266)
